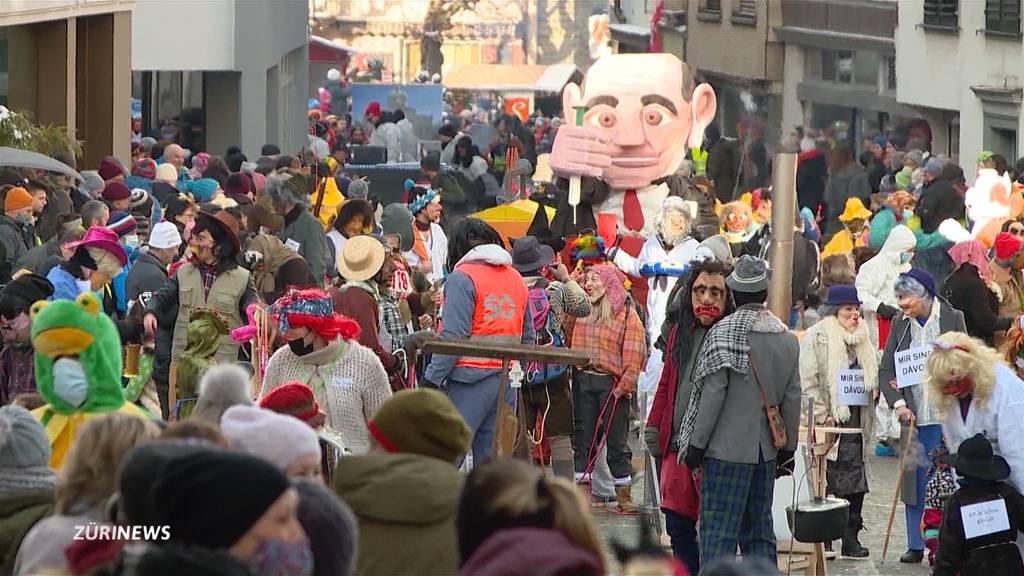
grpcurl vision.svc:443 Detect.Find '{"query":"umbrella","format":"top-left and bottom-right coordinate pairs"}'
top-left (0, 147), bottom-right (83, 181)
top-left (473, 199), bottom-right (556, 248)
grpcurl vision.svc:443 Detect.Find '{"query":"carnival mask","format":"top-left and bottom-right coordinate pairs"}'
top-left (941, 375), bottom-right (973, 398)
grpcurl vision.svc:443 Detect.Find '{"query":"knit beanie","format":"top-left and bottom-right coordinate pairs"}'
top-left (225, 172), bottom-right (252, 198)
top-left (591, 264), bottom-right (628, 313)
top-left (380, 203), bottom-right (414, 252)
top-left (102, 181), bottom-right (131, 202)
top-left (187, 178), bottom-right (219, 203)
top-left (4, 186), bottom-right (32, 212)
top-left (0, 404), bottom-right (50, 468)
top-left (346, 179), bottom-right (369, 200)
top-left (899, 268), bottom-right (936, 298)
top-left (106, 211), bottom-right (138, 237)
top-left (220, 405), bottom-right (320, 471)
top-left (258, 382), bottom-right (321, 424)
top-left (133, 158), bottom-right (158, 179)
top-left (154, 163), bottom-right (178, 184)
top-left (995, 231), bottom-right (1023, 261)
top-left (117, 442), bottom-right (211, 525)
top-left (152, 449), bottom-right (290, 548)
top-left (368, 388), bottom-right (471, 462)
top-left (294, 479), bottom-right (358, 576)
top-left (99, 158), bottom-right (124, 181)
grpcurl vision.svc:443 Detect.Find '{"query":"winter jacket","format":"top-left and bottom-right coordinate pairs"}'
top-left (918, 178), bottom-right (965, 234)
top-left (96, 542), bottom-right (255, 576)
top-left (797, 149), bottom-right (827, 212)
top-left (0, 490), bottom-right (53, 575)
top-left (47, 263), bottom-right (86, 301)
top-left (333, 452), bottom-right (462, 576)
top-left (933, 480), bottom-right (1024, 576)
top-left (280, 205), bottom-right (328, 285)
top-left (369, 121), bottom-right (403, 164)
top-left (855, 225), bottom-right (916, 347)
top-left (16, 236), bottom-right (60, 277)
top-left (35, 187), bottom-right (72, 244)
top-left (942, 264), bottom-right (1011, 345)
top-left (868, 207), bottom-right (914, 249)
top-left (460, 528), bottom-right (603, 576)
top-left (125, 250), bottom-right (170, 303)
top-left (823, 164), bottom-right (871, 237)
top-left (0, 214), bottom-right (33, 282)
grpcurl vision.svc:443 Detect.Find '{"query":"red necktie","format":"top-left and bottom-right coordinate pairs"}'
top-left (622, 189), bottom-right (644, 232)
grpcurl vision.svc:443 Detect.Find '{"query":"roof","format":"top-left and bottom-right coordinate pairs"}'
top-left (444, 64), bottom-right (579, 93)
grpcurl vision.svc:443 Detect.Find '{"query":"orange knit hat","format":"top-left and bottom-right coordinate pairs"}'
top-left (4, 187), bottom-right (32, 213)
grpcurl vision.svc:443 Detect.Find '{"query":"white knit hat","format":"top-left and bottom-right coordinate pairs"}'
top-left (148, 221), bottom-right (182, 250)
top-left (154, 163), bottom-right (178, 184)
top-left (220, 405), bottom-right (320, 471)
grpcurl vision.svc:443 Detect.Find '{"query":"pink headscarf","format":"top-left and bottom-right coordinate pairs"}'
top-left (948, 240), bottom-right (992, 283)
top-left (591, 264), bottom-right (628, 314)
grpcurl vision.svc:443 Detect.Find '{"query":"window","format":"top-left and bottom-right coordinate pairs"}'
top-left (731, 0), bottom-right (757, 25)
top-left (923, 0), bottom-right (958, 29)
top-left (702, 0), bottom-right (721, 13)
top-left (820, 49), bottom-right (881, 87)
top-left (986, 0), bottom-right (1021, 36)
top-left (698, 0), bottom-right (722, 21)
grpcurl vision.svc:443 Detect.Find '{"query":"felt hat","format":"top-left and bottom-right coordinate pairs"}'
top-left (838, 198), bottom-right (872, 222)
top-left (338, 235), bottom-right (385, 282)
top-left (196, 210), bottom-right (240, 253)
top-left (368, 388), bottom-right (471, 462)
top-left (380, 203), bottom-right (414, 252)
top-left (152, 448), bottom-right (291, 549)
top-left (133, 158), bottom-right (157, 179)
top-left (101, 181), bottom-right (131, 202)
top-left (148, 221), bottom-right (182, 250)
top-left (824, 284), bottom-right (861, 307)
top-left (899, 268), bottom-right (936, 298)
top-left (3, 186), bottom-right (32, 212)
top-left (995, 231), bottom-right (1023, 261)
top-left (0, 404), bottom-right (51, 468)
top-left (258, 382), bottom-right (321, 424)
top-left (510, 236), bottom-right (554, 274)
top-left (727, 255), bottom-right (770, 293)
top-left (98, 158), bottom-right (124, 181)
top-left (154, 163), bottom-right (178, 184)
top-left (67, 226), bottom-right (128, 266)
top-left (105, 211), bottom-right (137, 237)
top-left (220, 405), bottom-right (320, 471)
top-left (941, 433), bottom-right (1010, 481)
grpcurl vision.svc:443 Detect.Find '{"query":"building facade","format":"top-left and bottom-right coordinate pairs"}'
top-left (132, 0), bottom-right (309, 158)
top-left (0, 0), bottom-right (133, 168)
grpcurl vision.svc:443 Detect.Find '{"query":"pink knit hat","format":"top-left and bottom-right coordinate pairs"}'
top-left (591, 264), bottom-right (628, 313)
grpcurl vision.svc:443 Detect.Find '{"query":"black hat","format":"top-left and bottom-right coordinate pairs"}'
top-left (0, 273), bottom-right (54, 308)
top-left (511, 236), bottom-right (555, 274)
top-left (261, 143), bottom-right (281, 156)
top-left (116, 442), bottom-right (211, 525)
top-left (152, 449), bottom-right (290, 549)
top-left (941, 434), bottom-right (1010, 481)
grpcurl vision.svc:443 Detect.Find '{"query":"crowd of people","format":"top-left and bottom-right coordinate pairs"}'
top-left (6, 88), bottom-right (1024, 576)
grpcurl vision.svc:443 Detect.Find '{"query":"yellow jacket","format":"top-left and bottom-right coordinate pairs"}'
top-left (310, 177), bottom-right (344, 230)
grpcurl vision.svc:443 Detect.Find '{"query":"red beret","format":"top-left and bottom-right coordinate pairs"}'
top-left (995, 232), bottom-right (1024, 261)
top-left (258, 382), bottom-right (320, 423)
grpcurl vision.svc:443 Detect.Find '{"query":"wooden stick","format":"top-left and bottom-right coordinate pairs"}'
top-left (881, 420), bottom-right (915, 563)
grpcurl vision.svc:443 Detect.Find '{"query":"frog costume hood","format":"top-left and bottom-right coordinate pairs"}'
top-left (29, 292), bottom-right (148, 468)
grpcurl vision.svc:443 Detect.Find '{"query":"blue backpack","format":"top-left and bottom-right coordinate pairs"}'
top-left (525, 283), bottom-right (568, 385)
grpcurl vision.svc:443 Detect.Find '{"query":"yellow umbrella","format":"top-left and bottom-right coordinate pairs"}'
top-left (473, 199), bottom-right (557, 247)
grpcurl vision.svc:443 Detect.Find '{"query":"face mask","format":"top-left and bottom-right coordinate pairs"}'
top-left (942, 376), bottom-right (973, 398)
top-left (247, 537), bottom-right (314, 576)
top-left (289, 338), bottom-right (315, 356)
top-left (900, 253), bottom-right (913, 264)
top-left (52, 358), bottom-right (89, 408)
top-left (124, 235), bottom-right (139, 248)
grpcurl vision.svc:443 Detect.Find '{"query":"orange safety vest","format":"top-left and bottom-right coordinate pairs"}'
top-left (453, 262), bottom-right (528, 370)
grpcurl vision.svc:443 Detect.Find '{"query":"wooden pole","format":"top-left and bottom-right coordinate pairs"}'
top-left (768, 153), bottom-right (797, 322)
top-left (882, 420), bottom-right (915, 563)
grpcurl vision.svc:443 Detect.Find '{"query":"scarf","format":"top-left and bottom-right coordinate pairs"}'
top-left (814, 315), bottom-right (878, 424)
top-left (948, 240), bottom-right (992, 283)
top-left (0, 466), bottom-right (56, 495)
top-left (411, 224), bottom-right (432, 268)
top-left (676, 306), bottom-right (786, 457)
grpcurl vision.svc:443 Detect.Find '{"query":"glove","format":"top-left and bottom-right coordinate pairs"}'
top-left (876, 303), bottom-right (900, 320)
top-left (644, 426), bottom-right (661, 458)
top-left (684, 445), bottom-right (705, 470)
top-left (776, 449), bottom-right (796, 478)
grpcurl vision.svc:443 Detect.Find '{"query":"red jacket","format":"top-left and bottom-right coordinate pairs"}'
top-left (646, 325), bottom-right (700, 519)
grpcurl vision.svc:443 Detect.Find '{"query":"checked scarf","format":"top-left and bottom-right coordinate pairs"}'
top-left (675, 308), bottom-right (759, 461)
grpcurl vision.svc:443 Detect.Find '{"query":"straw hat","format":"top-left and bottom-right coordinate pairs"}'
top-left (337, 235), bottom-right (385, 282)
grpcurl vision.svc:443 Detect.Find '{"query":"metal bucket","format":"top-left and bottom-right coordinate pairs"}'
top-left (786, 496), bottom-right (850, 543)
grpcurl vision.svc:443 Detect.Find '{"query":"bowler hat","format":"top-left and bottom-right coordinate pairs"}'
top-left (726, 255), bottom-right (770, 293)
top-left (825, 285), bottom-right (861, 307)
top-left (510, 236), bottom-right (555, 274)
top-left (941, 434), bottom-right (1010, 481)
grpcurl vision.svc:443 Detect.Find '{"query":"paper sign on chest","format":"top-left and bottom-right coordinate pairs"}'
top-left (960, 498), bottom-right (1011, 539)
top-left (895, 345), bottom-right (931, 388)
top-left (836, 369), bottom-right (869, 406)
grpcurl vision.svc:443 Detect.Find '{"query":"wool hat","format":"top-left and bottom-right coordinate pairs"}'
top-left (154, 163), bottom-right (178, 184)
top-left (129, 188), bottom-right (150, 209)
top-left (4, 186), bottom-right (32, 212)
top-left (0, 404), bottom-right (50, 468)
top-left (898, 268), bottom-right (936, 298)
top-left (139, 136), bottom-right (157, 154)
top-left (368, 388), bottom-right (471, 462)
top-left (148, 221), bottom-right (182, 250)
top-left (380, 203), bottom-right (414, 252)
top-left (258, 382), bottom-right (321, 424)
top-left (187, 178), bottom-right (219, 203)
top-left (590, 264), bottom-right (628, 314)
top-left (153, 448), bottom-right (291, 548)
top-left (838, 198), bottom-right (872, 222)
top-left (0, 273), bottom-right (54, 312)
top-left (101, 181), bottom-right (131, 202)
top-left (695, 234), bottom-right (734, 265)
top-left (346, 179), bottom-right (369, 200)
top-left (117, 442), bottom-right (211, 525)
top-left (727, 255), bottom-right (770, 293)
top-left (338, 235), bottom-right (386, 282)
top-left (133, 158), bottom-right (158, 179)
top-left (873, 135), bottom-right (888, 147)
top-left (824, 284), bottom-right (861, 307)
top-left (365, 101), bottom-right (382, 118)
top-left (995, 231), bottom-right (1023, 261)
top-left (98, 158), bottom-right (124, 181)
top-left (105, 211), bottom-right (137, 237)
top-left (80, 171), bottom-right (105, 196)
top-left (261, 144), bottom-right (281, 157)
top-left (941, 433), bottom-right (1010, 481)
top-left (294, 479), bottom-right (358, 576)
top-left (220, 405), bottom-right (320, 471)
top-left (924, 157), bottom-right (944, 177)
top-left (894, 166), bottom-right (912, 190)
top-left (511, 236), bottom-right (555, 274)
top-left (225, 172), bottom-right (252, 198)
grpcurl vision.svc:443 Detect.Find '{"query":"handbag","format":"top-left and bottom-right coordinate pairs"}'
top-left (749, 352), bottom-right (788, 450)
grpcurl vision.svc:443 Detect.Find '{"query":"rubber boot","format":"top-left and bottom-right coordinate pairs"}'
top-left (841, 531), bottom-right (869, 558)
top-left (842, 491), bottom-right (869, 558)
top-left (615, 485), bottom-right (638, 514)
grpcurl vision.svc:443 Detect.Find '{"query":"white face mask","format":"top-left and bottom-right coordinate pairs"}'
top-left (124, 235), bottom-right (139, 248)
top-left (52, 358), bottom-right (89, 407)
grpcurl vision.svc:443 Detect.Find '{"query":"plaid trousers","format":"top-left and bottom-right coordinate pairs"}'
top-left (699, 456), bottom-right (777, 567)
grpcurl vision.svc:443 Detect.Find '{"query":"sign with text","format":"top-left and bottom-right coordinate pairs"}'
top-left (961, 498), bottom-right (1010, 539)
top-left (836, 369), bottom-right (868, 406)
top-left (895, 346), bottom-right (931, 388)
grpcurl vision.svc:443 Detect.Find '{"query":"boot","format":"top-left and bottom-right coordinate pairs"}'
top-left (841, 532), bottom-right (869, 558)
top-left (899, 549), bottom-right (924, 564)
top-left (615, 485), bottom-right (638, 514)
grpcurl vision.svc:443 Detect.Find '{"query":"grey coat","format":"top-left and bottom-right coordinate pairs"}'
top-left (125, 250), bottom-right (170, 303)
top-left (281, 206), bottom-right (328, 285)
top-left (690, 312), bottom-right (802, 464)
top-left (879, 298), bottom-right (966, 417)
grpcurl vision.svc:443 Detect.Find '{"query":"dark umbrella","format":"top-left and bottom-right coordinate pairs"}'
top-left (0, 146), bottom-right (83, 181)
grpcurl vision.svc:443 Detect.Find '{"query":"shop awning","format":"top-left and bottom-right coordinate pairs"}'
top-left (310, 35), bottom-right (357, 63)
top-left (444, 64), bottom-right (580, 93)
